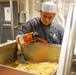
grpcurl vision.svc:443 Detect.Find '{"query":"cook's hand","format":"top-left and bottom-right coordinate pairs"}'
top-left (16, 34), bottom-right (22, 44)
top-left (16, 31), bottom-right (40, 46)
top-left (16, 34), bottom-right (30, 46)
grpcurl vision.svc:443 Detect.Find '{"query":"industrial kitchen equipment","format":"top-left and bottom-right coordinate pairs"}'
top-left (0, 40), bottom-right (61, 75)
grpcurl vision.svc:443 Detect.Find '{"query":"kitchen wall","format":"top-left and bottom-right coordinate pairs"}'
top-left (18, 0), bottom-right (40, 22)
top-left (18, 0), bottom-right (76, 25)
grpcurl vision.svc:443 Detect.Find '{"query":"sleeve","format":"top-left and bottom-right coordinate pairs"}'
top-left (17, 19), bottom-right (36, 35)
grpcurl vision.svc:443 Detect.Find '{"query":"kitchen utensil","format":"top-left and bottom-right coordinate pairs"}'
top-left (17, 44), bottom-right (26, 64)
top-left (22, 42), bottom-right (50, 63)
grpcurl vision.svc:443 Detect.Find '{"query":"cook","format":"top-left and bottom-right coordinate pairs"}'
top-left (16, 1), bottom-right (64, 45)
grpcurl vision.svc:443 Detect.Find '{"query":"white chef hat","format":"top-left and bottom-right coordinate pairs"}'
top-left (42, 1), bottom-right (56, 13)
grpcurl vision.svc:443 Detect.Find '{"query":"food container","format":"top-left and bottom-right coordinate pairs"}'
top-left (21, 42), bottom-right (61, 63)
top-left (0, 40), bottom-right (17, 64)
top-left (0, 40), bottom-right (61, 75)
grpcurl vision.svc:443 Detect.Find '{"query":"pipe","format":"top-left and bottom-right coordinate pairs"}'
top-left (55, 14), bottom-right (62, 25)
top-left (57, 0), bottom-right (65, 28)
top-left (10, 0), bottom-right (14, 40)
top-left (25, 0), bottom-right (30, 21)
top-left (57, 6), bottom-right (73, 75)
top-left (64, 5), bottom-right (76, 75)
top-left (58, 9), bottom-right (65, 28)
